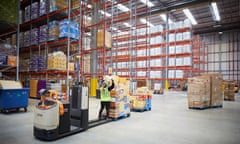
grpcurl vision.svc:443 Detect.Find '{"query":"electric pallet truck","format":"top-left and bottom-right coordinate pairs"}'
top-left (33, 82), bottom-right (111, 141)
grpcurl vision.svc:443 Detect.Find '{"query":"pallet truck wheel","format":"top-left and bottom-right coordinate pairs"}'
top-left (24, 108), bottom-right (27, 112)
top-left (16, 108), bottom-right (20, 112)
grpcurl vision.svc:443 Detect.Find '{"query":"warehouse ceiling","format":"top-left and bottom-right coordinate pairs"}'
top-left (0, 0), bottom-right (239, 37)
top-left (137, 0), bottom-right (240, 34)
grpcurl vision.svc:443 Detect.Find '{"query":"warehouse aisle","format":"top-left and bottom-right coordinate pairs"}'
top-left (0, 92), bottom-right (240, 144)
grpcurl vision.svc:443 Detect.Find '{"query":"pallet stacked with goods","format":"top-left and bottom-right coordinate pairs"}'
top-left (109, 76), bottom-right (130, 119)
top-left (187, 73), bottom-right (223, 110)
top-left (222, 80), bottom-right (235, 101)
top-left (130, 86), bottom-right (152, 112)
top-left (18, 0), bottom-right (82, 98)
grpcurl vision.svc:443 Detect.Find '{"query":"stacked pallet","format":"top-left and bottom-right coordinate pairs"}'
top-left (187, 73), bottom-right (223, 109)
top-left (202, 73), bottom-right (223, 107)
top-left (130, 87), bottom-right (152, 111)
top-left (109, 76), bottom-right (130, 119)
top-left (187, 76), bottom-right (211, 109)
top-left (223, 80), bottom-right (235, 101)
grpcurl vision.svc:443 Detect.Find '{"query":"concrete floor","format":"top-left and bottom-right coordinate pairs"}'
top-left (1, 91), bottom-right (240, 144)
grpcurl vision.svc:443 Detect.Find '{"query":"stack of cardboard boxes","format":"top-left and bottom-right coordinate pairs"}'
top-left (109, 76), bottom-right (130, 119)
top-left (187, 73), bottom-right (223, 109)
top-left (202, 73), bottom-right (223, 107)
top-left (130, 87), bottom-right (152, 111)
top-left (187, 76), bottom-right (211, 108)
top-left (97, 29), bottom-right (112, 48)
top-left (47, 51), bottom-right (66, 70)
top-left (223, 80), bottom-right (235, 101)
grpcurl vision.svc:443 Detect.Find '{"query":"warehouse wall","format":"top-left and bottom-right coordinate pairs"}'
top-left (201, 31), bottom-right (240, 84)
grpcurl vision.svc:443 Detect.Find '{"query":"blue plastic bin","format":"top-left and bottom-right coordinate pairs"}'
top-left (0, 88), bottom-right (29, 111)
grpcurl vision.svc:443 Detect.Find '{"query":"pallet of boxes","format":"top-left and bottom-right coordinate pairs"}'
top-left (130, 87), bottom-right (152, 112)
top-left (223, 80), bottom-right (235, 101)
top-left (187, 73), bottom-right (223, 109)
top-left (109, 76), bottom-right (131, 120)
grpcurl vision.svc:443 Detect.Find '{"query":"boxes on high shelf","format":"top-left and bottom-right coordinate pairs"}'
top-left (222, 80), bottom-right (235, 101)
top-left (71, 0), bottom-right (80, 9)
top-left (7, 55), bottom-right (17, 66)
top-left (97, 29), bottom-right (112, 48)
top-left (49, 0), bottom-right (68, 13)
top-left (201, 73), bottom-right (223, 107)
top-left (187, 76), bottom-right (211, 108)
top-left (47, 53), bottom-right (66, 70)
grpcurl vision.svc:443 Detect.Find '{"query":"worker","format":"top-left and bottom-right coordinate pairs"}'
top-left (39, 89), bottom-right (64, 116)
top-left (98, 78), bottom-right (114, 119)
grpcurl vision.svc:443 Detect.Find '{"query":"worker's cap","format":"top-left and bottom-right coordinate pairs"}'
top-left (39, 89), bottom-right (48, 95)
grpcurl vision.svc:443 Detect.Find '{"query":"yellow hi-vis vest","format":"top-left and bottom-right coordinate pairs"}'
top-left (100, 87), bottom-right (111, 102)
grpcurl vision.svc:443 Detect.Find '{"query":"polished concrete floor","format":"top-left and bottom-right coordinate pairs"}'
top-left (0, 91), bottom-right (240, 144)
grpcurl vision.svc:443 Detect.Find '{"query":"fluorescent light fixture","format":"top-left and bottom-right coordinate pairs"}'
top-left (117, 4), bottom-right (129, 12)
top-left (160, 14), bottom-right (173, 24)
top-left (112, 27), bottom-right (118, 31)
top-left (218, 32), bottom-right (223, 34)
top-left (99, 10), bottom-right (111, 17)
top-left (211, 2), bottom-right (220, 21)
top-left (124, 22), bottom-right (131, 27)
top-left (140, 0), bottom-right (154, 7)
top-left (140, 18), bottom-right (154, 27)
top-left (87, 4), bottom-right (92, 8)
top-left (183, 9), bottom-right (197, 25)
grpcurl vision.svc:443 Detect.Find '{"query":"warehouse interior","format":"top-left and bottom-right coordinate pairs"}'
top-left (0, 0), bottom-right (240, 144)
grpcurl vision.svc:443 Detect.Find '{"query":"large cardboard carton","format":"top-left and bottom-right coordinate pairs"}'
top-left (97, 29), bottom-right (112, 48)
top-left (201, 73), bottom-right (223, 107)
top-left (187, 76), bottom-right (211, 108)
top-left (223, 80), bottom-right (235, 101)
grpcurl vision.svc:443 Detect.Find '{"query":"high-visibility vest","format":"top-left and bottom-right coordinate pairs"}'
top-left (100, 87), bottom-right (111, 102)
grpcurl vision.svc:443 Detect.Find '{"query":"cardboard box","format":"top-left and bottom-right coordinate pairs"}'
top-left (97, 29), bottom-right (112, 48)
top-left (133, 100), bottom-right (146, 110)
top-left (7, 55), bottom-right (17, 66)
top-left (201, 73), bottom-right (223, 107)
top-left (187, 76), bottom-right (211, 108)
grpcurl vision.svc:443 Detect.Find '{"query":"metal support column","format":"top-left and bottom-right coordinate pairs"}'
top-left (16, 0), bottom-right (20, 81)
top-left (90, 2), bottom-right (99, 79)
top-left (165, 13), bottom-right (169, 90)
top-left (66, 0), bottom-right (71, 98)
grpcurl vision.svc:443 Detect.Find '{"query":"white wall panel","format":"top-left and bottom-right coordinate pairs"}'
top-left (221, 62), bottom-right (228, 70)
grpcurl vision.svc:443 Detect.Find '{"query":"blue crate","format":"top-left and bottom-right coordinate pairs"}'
top-left (0, 88), bottom-right (29, 111)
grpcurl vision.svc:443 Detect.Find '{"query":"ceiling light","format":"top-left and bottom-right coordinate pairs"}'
top-left (124, 22), bottom-right (131, 27)
top-left (183, 9), bottom-right (197, 25)
top-left (117, 4), bottom-right (129, 12)
top-left (211, 2), bottom-right (220, 21)
top-left (218, 32), bottom-right (223, 34)
top-left (160, 14), bottom-right (173, 24)
top-left (140, 18), bottom-right (154, 27)
top-left (99, 10), bottom-right (111, 17)
top-left (112, 27), bottom-right (118, 31)
top-left (140, 0), bottom-right (154, 7)
top-left (87, 4), bottom-right (92, 8)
